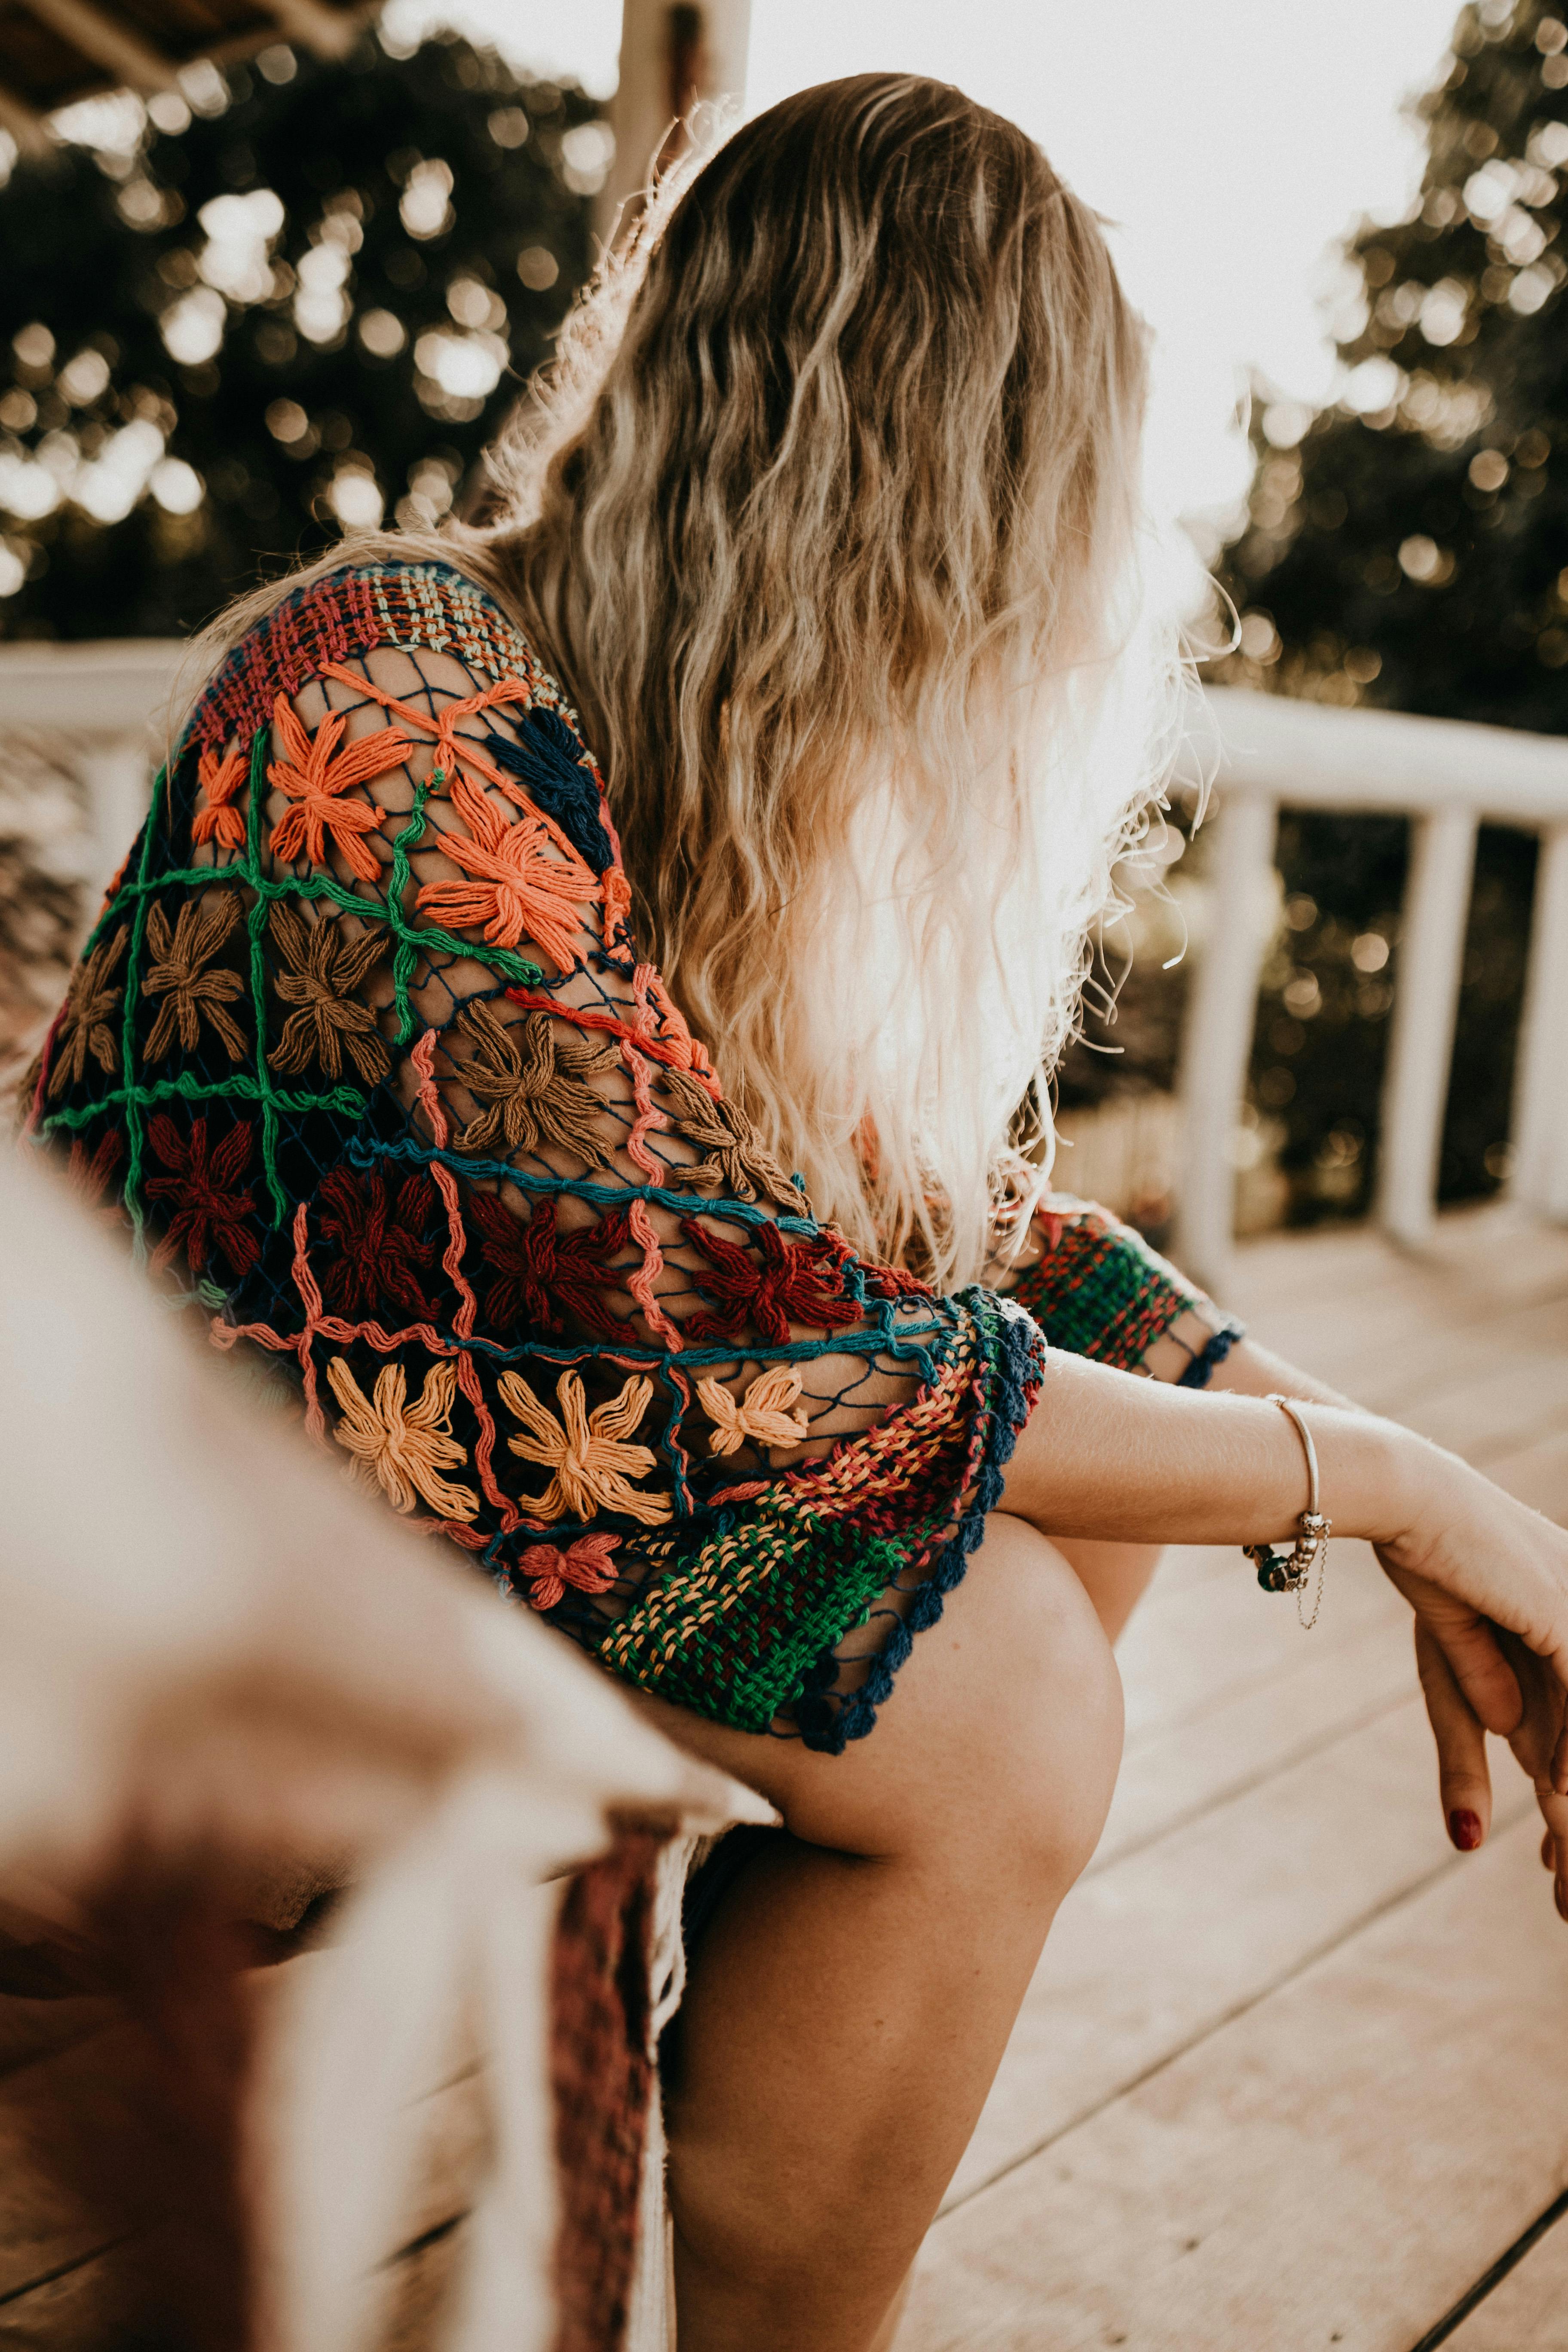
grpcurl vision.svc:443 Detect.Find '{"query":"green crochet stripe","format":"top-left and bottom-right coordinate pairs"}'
top-left (1010, 1211), bottom-right (1204, 1369)
top-left (597, 1516), bottom-right (926, 1734)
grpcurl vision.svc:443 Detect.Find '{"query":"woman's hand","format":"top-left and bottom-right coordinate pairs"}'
top-left (1373, 1441), bottom-right (1568, 1911)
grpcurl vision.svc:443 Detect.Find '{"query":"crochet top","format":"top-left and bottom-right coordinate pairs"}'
top-left (28, 560), bottom-right (1238, 1754)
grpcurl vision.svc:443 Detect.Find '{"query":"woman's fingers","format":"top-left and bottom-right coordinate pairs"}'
top-left (1414, 1619), bottom-right (1493, 1849)
top-left (1539, 1783), bottom-right (1568, 1923)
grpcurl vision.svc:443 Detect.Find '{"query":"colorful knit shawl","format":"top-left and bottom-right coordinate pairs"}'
top-left (28, 559), bottom-right (1234, 1754)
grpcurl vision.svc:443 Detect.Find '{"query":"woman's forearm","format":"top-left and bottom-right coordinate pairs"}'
top-left (999, 1344), bottom-right (1421, 1552)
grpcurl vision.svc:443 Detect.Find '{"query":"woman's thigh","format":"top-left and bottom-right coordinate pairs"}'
top-left (631, 1512), bottom-right (1124, 1876)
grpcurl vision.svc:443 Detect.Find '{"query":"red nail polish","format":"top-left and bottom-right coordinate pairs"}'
top-left (1449, 1808), bottom-right (1483, 1851)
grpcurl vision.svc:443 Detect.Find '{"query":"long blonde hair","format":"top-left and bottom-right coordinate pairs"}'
top-left (198, 74), bottom-right (1174, 1289)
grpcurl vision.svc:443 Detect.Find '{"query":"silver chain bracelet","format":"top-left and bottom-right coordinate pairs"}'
top-left (1244, 1393), bottom-right (1330, 1629)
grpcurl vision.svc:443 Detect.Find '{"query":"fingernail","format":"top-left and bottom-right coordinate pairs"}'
top-left (1449, 1809), bottom-right (1483, 1852)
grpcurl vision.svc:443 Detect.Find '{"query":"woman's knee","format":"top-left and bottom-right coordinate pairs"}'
top-left (719, 1512), bottom-right (1122, 1891)
top-left (954, 1514), bottom-right (1124, 1889)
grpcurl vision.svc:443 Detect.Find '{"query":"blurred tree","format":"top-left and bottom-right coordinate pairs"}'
top-left (0, 25), bottom-right (605, 640)
top-left (1211, 0), bottom-right (1566, 1221)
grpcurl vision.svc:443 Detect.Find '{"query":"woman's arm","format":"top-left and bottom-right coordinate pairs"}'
top-left (998, 1345), bottom-right (1568, 1910)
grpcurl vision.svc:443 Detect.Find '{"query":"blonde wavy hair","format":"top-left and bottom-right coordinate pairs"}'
top-left (199, 74), bottom-right (1176, 1291)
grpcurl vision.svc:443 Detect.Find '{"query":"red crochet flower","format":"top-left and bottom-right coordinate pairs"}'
top-left (65, 1129), bottom-right (124, 1210)
top-left (468, 1193), bottom-right (640, 1341)
top-left (681, 1219), bottom-right (863, 1346)
top-left (317, 1166), bottom-right (439, 1322)
top-left (145, 1114), bottom-right (259, 1278)
top-left (514, 1532), bottom-right (621, 1612)
top-left (861, 1259), bottom-right (935, 1302)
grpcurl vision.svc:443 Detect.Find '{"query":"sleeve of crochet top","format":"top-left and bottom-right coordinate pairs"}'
top-left (207, 639), bottom-right (935, 1466)
top-left (1005, 1194), bottom-right (1243, 1387)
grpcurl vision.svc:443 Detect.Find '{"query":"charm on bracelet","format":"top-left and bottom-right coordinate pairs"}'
top-left (1244, 1394), bottom-right (1330, 1628)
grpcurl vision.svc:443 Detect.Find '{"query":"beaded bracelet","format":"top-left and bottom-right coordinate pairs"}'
top-left (1244, 1393), bottom-right (1329, 1629)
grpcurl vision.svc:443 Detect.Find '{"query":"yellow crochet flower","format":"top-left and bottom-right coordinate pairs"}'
top-left (697, 1364), bottom-right (810, 1456)
top-left (498, 1367), bottom-right (673, 1525)
top-left (326, 1356), bottom-right (480, 1522)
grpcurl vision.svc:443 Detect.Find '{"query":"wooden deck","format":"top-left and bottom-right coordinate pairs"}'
top-left (897, 1203), bottom-right (1568, 2352)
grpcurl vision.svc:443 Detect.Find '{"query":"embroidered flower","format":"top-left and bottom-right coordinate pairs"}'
top-left (416, 770), bottom-right (599, 969)
top-left (145, 1114), bottom-right (258, 1278)
top-left (65, 1130), bottom-right (124, 1210)
top-left (48, 926), bottom-right (127, 1100)
top-left (697, 1364), bottom-right (811, 1457)
top-left (142, 891), bottom-right (248, 1063)
top-left (317, 1165), bottom-right (438, 1321)
top-left (191, 743), bottom-right (249, 854)
top-left (325, 1355), bottom-right (479, 1521)
top-left (466, 1194), bottom-right (640, 1341)
top-left (447, 1001), bottom-right (619, 1162)
top-left (682, 1218), bottom-right (862, 1346)
top-left (497, 1366), bottom-right (672, 1525)
top-left (266, 693), bottom-right (409, 885)
top-left (660, 1068), bottom-right (804, 1210)
top-left (513, 1531), bottom-right (621, 1612)
top-left (484, 708), bottom-right (615, 872)
top-left (267, 902), bottom-right (390, 1087)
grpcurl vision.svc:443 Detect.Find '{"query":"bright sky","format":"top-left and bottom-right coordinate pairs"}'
top-left (391, 0), bottom-right (1464, 533)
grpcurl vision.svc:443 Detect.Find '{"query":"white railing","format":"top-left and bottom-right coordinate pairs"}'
top-left (1180, 686), bottom-right (1568, 1288)
top-left (5, 646), bottom-right (1567, 1289)
top-left (0, 638), bottom-right (187, 904)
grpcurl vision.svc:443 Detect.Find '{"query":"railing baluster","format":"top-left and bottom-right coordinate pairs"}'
top-left (75, 735), bottom-right (156, 906)
top-left (1175, 788), bottom-right (1278, 1293)
top-left (1376, 806), bottom-right (1478, 1247)
top-left (1512, 819), bottom-right (1568, 1221)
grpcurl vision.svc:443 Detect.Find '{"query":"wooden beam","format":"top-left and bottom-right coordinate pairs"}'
top-left (603, 0), bottom-right (753, 239)
top-left (258, 0), bottom-right (364, 62)
top-left (0, 80), bottom-right (54, 156)
top-left (1376, 805), bottom-right (1478, 1247)
top-left (1512, 820), bottom-right (1568, 1222)
top-left (15, 0), bottom-right (179, 92)
top-left (1174, 787), bottom-right (1279, 1292)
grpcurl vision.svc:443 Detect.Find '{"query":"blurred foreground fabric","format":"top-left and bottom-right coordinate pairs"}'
top-left (0, 1148), bottom-right (764, 2350)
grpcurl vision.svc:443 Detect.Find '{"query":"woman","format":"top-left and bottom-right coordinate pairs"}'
top-left (28, 75), bottom-right (1568, 2352)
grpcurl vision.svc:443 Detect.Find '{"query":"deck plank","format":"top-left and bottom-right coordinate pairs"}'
top-left (900, 1212), bottom-right (1568, 2349)
top-left (1442, 2208), bottom-right (1568, 2349)
top-left (905, 1819), bottom-right (1568, 2352)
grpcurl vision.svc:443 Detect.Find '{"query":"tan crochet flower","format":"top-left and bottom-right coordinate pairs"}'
top-left (325, 1356), bottom-right (479, 1521)
top-left (659, 1066), bottom-right (805, 1210)
top-left (142, 891), bottom-right (247, 1063)
top-left (268, 902), bottom-right (391, 1086)
top-left (448, 1001), bottom-right (619, 1161)
top-left (48, 926), bottom-right (127, 1099)
top-left (696, 1364), bottom-right (811, 1456)
top-left (497, 1367), bottom-right (672, 1524)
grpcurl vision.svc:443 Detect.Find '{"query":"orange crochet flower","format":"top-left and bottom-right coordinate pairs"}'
top-left (416, 771), bottom-right (599, 971)
top-left (497, 1366), bottom-right (672, 1524)
top-left (266, 694), bottom-right (410, 885)
top-left (192, 743), bottom-right (249, 854)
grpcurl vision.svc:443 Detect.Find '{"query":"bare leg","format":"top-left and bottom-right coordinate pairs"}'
top-left (644, 1513), bottom-right (1123, 2352)
top-left (1054, 1537), bottom-right (1164, 1643)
